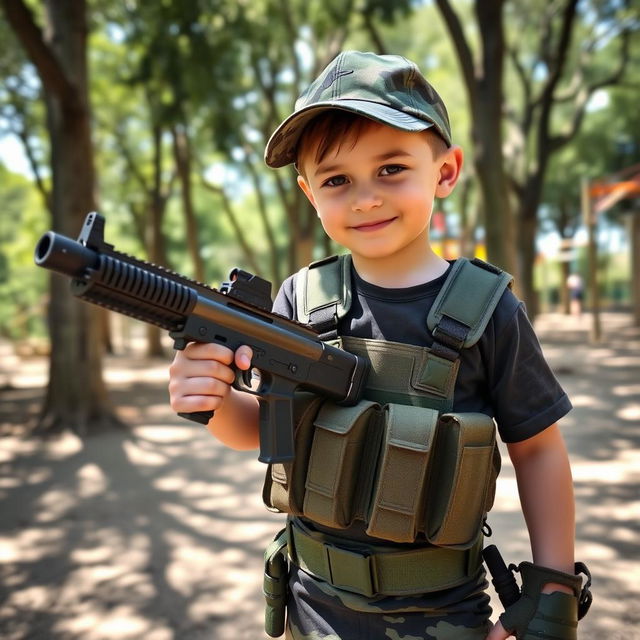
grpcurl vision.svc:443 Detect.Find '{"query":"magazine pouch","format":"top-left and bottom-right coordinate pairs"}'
top-left (425, 412), bottom-right (499, 548)
top-left (366, 404), bottom-right (439, 542)
top-left (302, 399), bottom-right (381, 528)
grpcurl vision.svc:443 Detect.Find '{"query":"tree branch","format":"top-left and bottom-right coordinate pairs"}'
top-left (550, 25), bottom-right (632, 152)
top-left (362, 10), bottom-right (388, 53)
top-left (533, 0), bottom-right (579, 166)
top-left (1, 0), bottom-right (77, 107)
top-left (506, 42), bottom-right (534, 135)
top-left (241, 146), bottom-right (282, 282)
top-left (198, 168), bottom-right (261, 276)
top-left (3, 82), bottom-right (52, 211)
top-left (434, 0), bottom-right (477, 108)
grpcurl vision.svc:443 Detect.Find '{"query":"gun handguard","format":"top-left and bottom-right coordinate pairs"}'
top-left (35, 212), bottom-right (370, 463)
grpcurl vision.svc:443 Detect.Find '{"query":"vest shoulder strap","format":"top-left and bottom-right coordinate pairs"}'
top-left (297, 254), bottom-right (512, 350)
top-left (295, 254), bottom-right (352, 337)
top-left (427, 257), bottom-right (513, 351)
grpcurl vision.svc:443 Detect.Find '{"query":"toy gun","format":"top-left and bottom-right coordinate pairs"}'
top-left (34, 212), bottom-right (369, 464)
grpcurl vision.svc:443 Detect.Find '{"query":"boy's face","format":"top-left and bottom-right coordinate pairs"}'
top-left (296, 121), bottom-right (462, 270)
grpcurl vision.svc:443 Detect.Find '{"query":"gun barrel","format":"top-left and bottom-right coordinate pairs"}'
top-left (35, 231), bottom-right (99, 278)
top-left (35, 229), bottom-right (198, 330)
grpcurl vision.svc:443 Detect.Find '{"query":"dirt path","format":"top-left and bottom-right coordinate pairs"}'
top-left (1, 312), bottom-right (638, 639)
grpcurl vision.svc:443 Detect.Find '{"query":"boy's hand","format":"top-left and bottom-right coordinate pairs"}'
top-left (168, 342), bottom-right (254, 417)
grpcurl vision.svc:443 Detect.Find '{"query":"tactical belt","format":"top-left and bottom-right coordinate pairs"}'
top-left (287, 517), bottom-right (483, 598)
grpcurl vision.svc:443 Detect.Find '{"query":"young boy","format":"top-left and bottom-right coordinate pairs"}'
top-left (169, 51), bottom-right (588, 639)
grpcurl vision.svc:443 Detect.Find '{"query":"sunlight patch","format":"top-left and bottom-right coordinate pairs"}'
top-left (617, 405), bottom-right (640, 422)
top-left (77, 463), bottom-right (108, 497)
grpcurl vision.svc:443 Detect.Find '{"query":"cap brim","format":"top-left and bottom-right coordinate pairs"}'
top-left (264, 100), bottom-right (434, 168)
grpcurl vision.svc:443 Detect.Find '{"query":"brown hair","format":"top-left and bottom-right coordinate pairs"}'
top-left (295, 111), bottom-right (377, 173)
top-left (295, 110), bottom-right (447, 174)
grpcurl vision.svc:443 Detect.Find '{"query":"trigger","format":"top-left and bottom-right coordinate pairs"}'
top-left (241, 368), bottom-right (253, 387)
top-left (234, 367), bottom-right (260, 394)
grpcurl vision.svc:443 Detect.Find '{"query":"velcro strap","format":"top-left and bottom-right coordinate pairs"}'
top-left (427, 257), bottom-right (513, 349)
top-left (288, 518), bottom-right (482, 597)
top-left (429, 339), bottom-right (461, 362)
top-left (366, 405), bottom-right (438, 542)
top-left (308, 305), bottom-right (339, 340)
top-left (432, 315), bottom-right (469, 352)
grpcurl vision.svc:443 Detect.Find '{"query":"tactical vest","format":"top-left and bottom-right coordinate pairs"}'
top-left (263, 255), bottom-right (512, 551)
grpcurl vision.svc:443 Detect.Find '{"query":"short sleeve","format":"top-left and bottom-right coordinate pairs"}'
top-left (488, 302), bottom-right (572, 443)
top-left (272, 274), bottom-right (297, 321)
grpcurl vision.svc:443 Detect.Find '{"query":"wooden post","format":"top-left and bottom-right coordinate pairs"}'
top-left (582, 178), bottom-right (601, 342)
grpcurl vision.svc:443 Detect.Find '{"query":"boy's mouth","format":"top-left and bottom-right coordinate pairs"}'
top-left (351, 217), bottom-right (397, 232)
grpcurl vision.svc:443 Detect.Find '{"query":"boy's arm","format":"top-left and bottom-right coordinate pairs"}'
top-left (486, 423), bottom-right (576, 639)
top-left (507, 422), bottom-right (576, 588)
top-left (206, 385), bottom-right (261, 451)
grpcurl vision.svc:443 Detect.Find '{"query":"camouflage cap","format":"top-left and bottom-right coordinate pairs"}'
top-left (264, 50), bottom-right (452, 168)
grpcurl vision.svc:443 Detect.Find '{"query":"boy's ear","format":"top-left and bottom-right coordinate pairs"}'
top-left (435, 145), bottom-right (463, 198)
top-left (297, 175), bottom-right (318, 210)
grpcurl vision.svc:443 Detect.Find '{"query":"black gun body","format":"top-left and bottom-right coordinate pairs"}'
top-left (35, 214), bottom-right (369, 463)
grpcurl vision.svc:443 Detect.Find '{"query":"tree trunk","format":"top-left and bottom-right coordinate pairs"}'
top-left (516, 170), bottom-right (549, 318)
top-left (516, 210), bottom-right (539, 318)
top-left (632, 211), bottom-right (640, 327)
top-left (560, 260), bottom-right (571, 315)
top-left (2, 0), bottom-right (118, 433)
top-left (435, 0), bottom-right (516, 276)
top-left (145, 125), bottom-right (170, 357)
top-left (172, 124), bottom-right (205, 283)
top-left (473, 1), bottom-right (517, 276)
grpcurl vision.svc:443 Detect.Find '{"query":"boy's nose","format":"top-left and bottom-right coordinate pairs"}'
top-left (351, 184), bottom-right (383, 212)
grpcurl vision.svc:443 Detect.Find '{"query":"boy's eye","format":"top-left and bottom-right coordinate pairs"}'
top-left (380, 165), bottom-right (406, 176)
top-left (323, 175), bottom-right (348, 187)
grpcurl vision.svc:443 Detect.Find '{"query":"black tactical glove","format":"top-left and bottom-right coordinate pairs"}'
top-left (499, 561), bottom-right (592, 640)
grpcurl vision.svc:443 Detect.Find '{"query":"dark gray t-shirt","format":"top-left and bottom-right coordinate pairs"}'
top-left (273, 261), bottom-right (571, 444)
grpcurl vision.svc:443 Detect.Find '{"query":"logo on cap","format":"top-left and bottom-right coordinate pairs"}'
top-left (319, 68), bottom-right (354, 92)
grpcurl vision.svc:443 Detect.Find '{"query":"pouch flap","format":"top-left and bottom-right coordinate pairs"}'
top-left (439, 412), bottom-right (496, 446)
top-left (313, 399), bottom-right (378, 435)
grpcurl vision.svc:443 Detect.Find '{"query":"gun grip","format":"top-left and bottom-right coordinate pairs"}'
top-left (178, 410), bottom-right (214, 425)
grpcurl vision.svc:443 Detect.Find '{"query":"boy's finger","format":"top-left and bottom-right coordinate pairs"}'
top-left (235, 345), bottom-right (254, 370)
top-left (183, 341), bottom-right (235, 364)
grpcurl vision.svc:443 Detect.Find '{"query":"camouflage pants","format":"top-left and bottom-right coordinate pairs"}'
top-left (286, 616), bottom-right (489, 640)
top-left (284, 566), bottom-right (491, 640)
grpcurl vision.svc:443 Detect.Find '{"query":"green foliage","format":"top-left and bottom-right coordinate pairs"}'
top-left (1, 0), bottom-right (637, 343)
top-left (0, 164), bottom-right (48, 339)
top-left (542, 20), bottom-right (640, 237)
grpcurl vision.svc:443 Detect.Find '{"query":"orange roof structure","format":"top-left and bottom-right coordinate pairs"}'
top-left (589, 164), bottom-right (640, 214)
